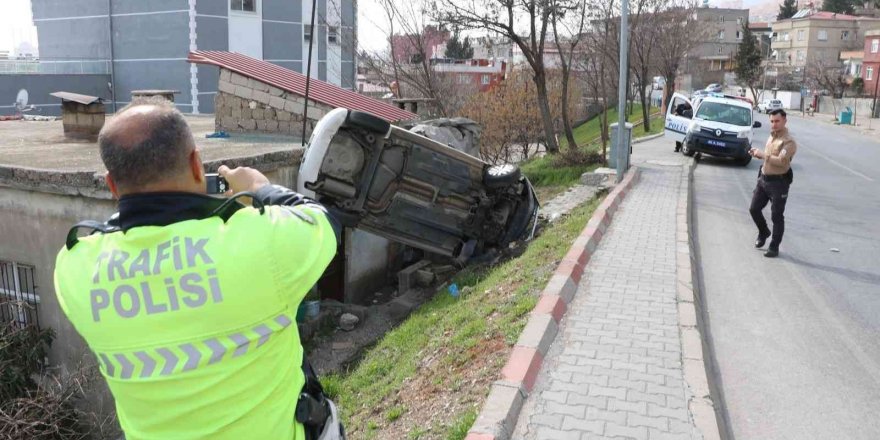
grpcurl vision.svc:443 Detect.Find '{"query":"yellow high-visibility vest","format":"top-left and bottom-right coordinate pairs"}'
top-left (54, 203), bottom-right (336, 439)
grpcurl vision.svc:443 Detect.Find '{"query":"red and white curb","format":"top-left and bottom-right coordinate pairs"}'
top-left (465, 168), bottom-right (641, 440)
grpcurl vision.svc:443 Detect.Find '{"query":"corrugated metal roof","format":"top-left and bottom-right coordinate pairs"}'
top-left (188, 51), bottom-right (418, 122)
top-left (50, 92), bottom-right (103, 105)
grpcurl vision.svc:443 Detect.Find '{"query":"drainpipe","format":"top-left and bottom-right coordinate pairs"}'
top-left (107, 0), bottom-right (117, 112)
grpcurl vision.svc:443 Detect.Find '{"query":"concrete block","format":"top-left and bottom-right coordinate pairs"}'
top-left (265, 107), bottom-right (276, 119)
top-left (285, 99), bottom-right (305, 114)
top-left (220, 69), bottom-right (231, 82)
top-left (397, 260), bottom-right (431, 293)
top-left (540, 274), bottom-right (577, 304)
top-left (234, 85), bottom-right (253, 100)
top-left (278, 121), bottom-right (290, 132)
top-left (252, 108), bottom-right (264, 119)
top-left (231, 107), bottom-right (242, 118)
top-left (532, 295), bottom-right (566, 323)
top-left (240, 119), bottom-right (256, 130)
top-left (249, 78), bottom-right (270, 92)
top-left (678, 302), bottom-right (696, 327)
top-left (230, 72), bottom-right (250, 87)
top-left (277, 110), bottom-right (292, 121)
top-left (469, 381), bottom-right (526, 438)
top-left (681, 328), bottom-right (703, 361)
top-left (256, 119), bottom-right (268, 131)
top-left (268, 85), bottom-right (284, 97)
top-left (241, 108), bottom-right (252, 119)
top-left (516, 313), bottom-right (558, 357)
top-left (218, 80), bottom-right (235, 95)
top-left (266, 120), bottom-right (279, 131)
top-left (269, 95), bottom-right (287, 110)
top-left (252, 90), bottom-right (271, 105)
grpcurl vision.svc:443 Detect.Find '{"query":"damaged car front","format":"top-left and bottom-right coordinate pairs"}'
top-left (297, 108), bottom-right (538, 262)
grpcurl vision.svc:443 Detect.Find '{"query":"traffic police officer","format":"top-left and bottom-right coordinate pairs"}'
top-left (748, 109), bottom-right (797, 258)
top-left (54, 97), bottom-right (343, 439)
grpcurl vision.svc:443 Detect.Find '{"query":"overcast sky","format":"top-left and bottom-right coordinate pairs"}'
top-left (0, 0), bottom-right (390, 55)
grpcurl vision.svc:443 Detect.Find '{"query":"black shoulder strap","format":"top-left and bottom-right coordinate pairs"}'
top-left (66, 220), bottom-right (121, 250)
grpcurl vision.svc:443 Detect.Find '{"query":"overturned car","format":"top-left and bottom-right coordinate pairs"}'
top-left (297, 108), bottom-right (538, 262)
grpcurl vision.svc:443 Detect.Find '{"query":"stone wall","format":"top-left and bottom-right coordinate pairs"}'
top-left (215, 68), bottom-right (336, 138)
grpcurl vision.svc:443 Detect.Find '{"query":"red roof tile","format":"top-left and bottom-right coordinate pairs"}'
top-left (188, 51), bottom-right (418, 122)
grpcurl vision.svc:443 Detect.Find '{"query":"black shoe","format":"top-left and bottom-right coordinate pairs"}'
top-left (764, 248), bottom-right (779, 258)
top-left (755, 233), bottom-right (770, 248)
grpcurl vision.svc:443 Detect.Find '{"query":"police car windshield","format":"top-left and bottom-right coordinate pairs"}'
top-left (694, 102), bottom-right (752, 127)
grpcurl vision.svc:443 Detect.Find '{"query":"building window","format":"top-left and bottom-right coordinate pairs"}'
top-left (717, 31), bottom-right (725, 40)
top-left (717, 46), bottom-right (723, 55)
top-left (736, 31), bottom-right (743, 40)
top-left (230, 0), bottom-right (256, 12)
top-left (481, 74), bottom-right (490, 85)
top-left (797, 30), bottom-right (805, 41)
top-left (855, 64), bottom-right (862, 77)
top-left (0, 260), bottom-right (40, 329)
top-left (328, 26), bottom-right (338, 44)
top-left (868, 67), bottom-right (875, 80)
top-left (797, 50), bottom-right (805, 62)
top-left (304, 25), bottom-right (312, 42)
top-left (737, 17), bottom-right (743, 25)
top-left (873, 39), bottom-right (880, 53)
top-left (783, 32), bottom-right (790, 41)
top-left (818, 30), bottom-right (827, 41)
top-left (841, 30), bottom-right (850, 40)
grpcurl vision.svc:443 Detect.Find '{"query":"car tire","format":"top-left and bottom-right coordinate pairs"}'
top-left (681, 140), bottom-right (695, 157)
top-left (345, 110), bottom-right (391, 135)
top-left (484, 164), bottom-right (522, 189)
top-left (675, 141), bottom-right (682, 152)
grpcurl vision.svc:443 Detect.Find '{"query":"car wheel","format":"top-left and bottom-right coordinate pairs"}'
top-left (346, 110), bottom-right (391, 135)
top-left (484, 164), bottom-right (522, 189)
top-left (681, 141), bottom-right (695, 157)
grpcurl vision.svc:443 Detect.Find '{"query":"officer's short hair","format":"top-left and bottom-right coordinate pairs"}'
top-left (768, 109), bottom-right (787, 118)
top-left (99, 97), bottom-right (194, 190)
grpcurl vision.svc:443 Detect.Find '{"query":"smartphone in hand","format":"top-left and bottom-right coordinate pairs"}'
top-left (205, 173), bottom-right (228, 195)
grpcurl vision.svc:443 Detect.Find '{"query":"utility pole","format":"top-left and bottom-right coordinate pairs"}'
top-left (301, 0), bottom-right (319, 145)
top-left (615, 0), bottom-right (629, 183)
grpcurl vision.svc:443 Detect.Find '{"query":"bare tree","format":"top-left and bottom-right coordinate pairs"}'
top-left (550, 0), bottom-right (589, 149)
top-left (805, 56), bottom-right (849, 114)
top-left (654, 1), bottom-right (703, 112)
top-left (436, 0), bottom-right (562, 153)
top-left (629, 0), bottom-right (663, 132)
top-left (357, 0), bottom-right (456, 116)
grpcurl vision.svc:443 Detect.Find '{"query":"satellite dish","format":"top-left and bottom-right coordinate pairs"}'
top-left (15, 89), bottom-right (28, 107)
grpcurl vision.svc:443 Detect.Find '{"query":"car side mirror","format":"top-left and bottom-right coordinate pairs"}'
top-left (683, 109), bottom-right (693, 118)
top-left (753, 121), bottom-right (762, 128)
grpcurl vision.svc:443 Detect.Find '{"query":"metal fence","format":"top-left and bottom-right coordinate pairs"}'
top-left (0, 58), bottom-right (111, 75)
top-left (0, 261), bottom-right (41, 330)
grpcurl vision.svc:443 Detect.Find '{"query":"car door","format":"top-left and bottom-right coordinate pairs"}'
top-left (664, 93), bottom-right (693, 144)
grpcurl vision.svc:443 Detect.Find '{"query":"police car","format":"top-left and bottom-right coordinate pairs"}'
top-left (664, 92), bottom-right (762, 166)
top-left (298, 108), bottom-right (538, 262)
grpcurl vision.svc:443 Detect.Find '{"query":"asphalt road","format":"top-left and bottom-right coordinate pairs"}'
top-left (691, 113), bottom-right (880, 439)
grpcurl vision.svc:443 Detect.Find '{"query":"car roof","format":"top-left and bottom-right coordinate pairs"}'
top-left (699, 96), bottom-right (753, 110)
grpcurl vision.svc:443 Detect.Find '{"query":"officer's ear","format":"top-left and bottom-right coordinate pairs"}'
top-left (189, 149), bottom-right (205, 185)
top-left (105, 172), bottom-right (120, 200)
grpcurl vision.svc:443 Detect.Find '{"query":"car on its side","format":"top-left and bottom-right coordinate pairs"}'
top-left (297, 108), bottom-right (539, 262)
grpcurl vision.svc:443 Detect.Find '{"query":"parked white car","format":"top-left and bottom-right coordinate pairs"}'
top-left (757, 99), bottom-right (784, 113)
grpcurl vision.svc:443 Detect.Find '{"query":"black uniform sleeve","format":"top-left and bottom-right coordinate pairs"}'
top-left (254, 184), bottom-right (342, 244)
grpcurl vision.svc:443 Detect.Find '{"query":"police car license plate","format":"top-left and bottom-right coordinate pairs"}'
top-left (707, 139), bottom-right (726, 147)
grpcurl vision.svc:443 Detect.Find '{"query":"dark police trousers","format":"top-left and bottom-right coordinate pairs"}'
top-left (749, 174), bottom-right (790, 250)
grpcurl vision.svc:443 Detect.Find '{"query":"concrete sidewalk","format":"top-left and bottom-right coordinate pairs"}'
top-left (511, 138), bottom-right (717, 440)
